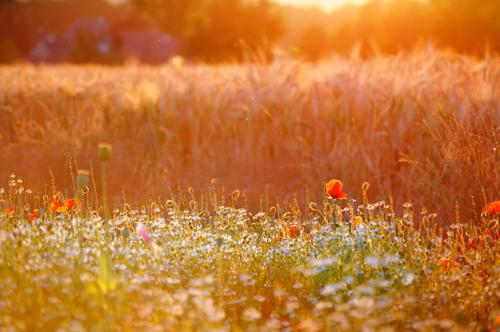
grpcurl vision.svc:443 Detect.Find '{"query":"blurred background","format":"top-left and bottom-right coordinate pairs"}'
top-left (0, 0), bottom-right (498, 222)
top-left (1, 0), bottom-right (499, 64)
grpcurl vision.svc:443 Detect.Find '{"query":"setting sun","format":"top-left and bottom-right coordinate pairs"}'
top-left (277, 0), bottom-right (366, 11)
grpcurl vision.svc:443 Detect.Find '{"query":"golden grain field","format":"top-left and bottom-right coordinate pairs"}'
top-left (0, 49), bottom-right (499, 221)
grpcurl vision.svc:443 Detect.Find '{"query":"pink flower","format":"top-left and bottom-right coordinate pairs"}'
top-left (136, 224), bottom-right (152, 245)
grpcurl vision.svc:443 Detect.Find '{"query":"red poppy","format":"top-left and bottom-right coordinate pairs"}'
top-left (50, 195), bottom-right (62, 213)
top-left (482, 201), bottom-right (500, 216)
top-left (485, 230), bottom-right (499, 242)
top-left (51, 195), bottom-right (80, 214)
top-left (325, 179), bottom-right (347, 200)
top-left (28, 209), bottom-right (39, 222)
top-left (65, 199), bottom-right (78, 210)
top-left (6, 206), bottom-right (14, 216)
top-left (467, 237), bottom-right (480, 250)
top-left (437, 257), bottom-right (458, 270)
top-left (289, 225), bottom-right (299, 238)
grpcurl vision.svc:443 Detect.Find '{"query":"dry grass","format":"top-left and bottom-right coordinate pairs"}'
top-left (0, 49), bottom-right (499, 222)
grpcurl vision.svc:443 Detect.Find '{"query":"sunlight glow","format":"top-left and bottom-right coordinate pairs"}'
top-left (276, 0), bottom-right (367, 11)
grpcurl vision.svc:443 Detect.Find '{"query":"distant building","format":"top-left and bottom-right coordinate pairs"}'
top-left (31, 34), bottom-right (70, 63)
top-left (118, 30), bottom-right (178, 64)
top-left (30, 16), bottom-right (178, 64)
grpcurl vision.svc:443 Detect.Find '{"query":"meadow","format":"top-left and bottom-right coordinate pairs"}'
top-left (0, 49), bottom-right (499, 330)
top-left (0, 175), bottom-right (498, 331)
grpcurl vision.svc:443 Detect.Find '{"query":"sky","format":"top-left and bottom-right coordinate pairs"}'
top-left (276, 0), bottom-right (367, 11)
top-left (106, 0), bottom-right (366, 12)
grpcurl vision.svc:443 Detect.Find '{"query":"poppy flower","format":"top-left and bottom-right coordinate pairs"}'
top-left (482, 201), bottom-right (500, 216)
top-left (467, 237), bottom-right (480, 250)
top-left (6, 206), bottom-right (14, 216)
top-left (51, 195), bottom-right (80, 214)
top-left (65, 199), bottom-right (79, 210)
top-left (437, 257), bottom-right (459, 270)
top-left (50, 195), bottom-right (62, 213)
top-left (289, 225), bottom-right (299, 238)
top-left (325, 179), bottom-right (347, 200)
top-left (28, 209), bottom-right (39, 222)
top-left (485, 230), bottom-right (499, 242)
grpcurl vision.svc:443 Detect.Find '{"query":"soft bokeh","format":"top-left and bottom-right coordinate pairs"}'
top-left (1, 0), bottom-right (499, 63)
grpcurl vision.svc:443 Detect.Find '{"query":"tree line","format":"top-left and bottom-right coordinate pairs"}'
top-left (0, 0), bottom-right (499, 63)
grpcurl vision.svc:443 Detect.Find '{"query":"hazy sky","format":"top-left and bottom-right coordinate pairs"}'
top-left (106, 0), bottom-right (366, 12)
top-left (276, 0), bottom-right (366, 11)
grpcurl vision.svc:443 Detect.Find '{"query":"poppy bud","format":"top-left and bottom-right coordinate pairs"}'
top-left (76, 169), bottom-right (90, 189)
top-left (98, 143), bottom-right (112, 163)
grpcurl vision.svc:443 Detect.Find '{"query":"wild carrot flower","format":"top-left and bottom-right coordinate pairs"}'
top-left (28, 209), bottom-right (39, 222)
top-left (325, 179), bottom-right (347, 200)
top-left (482, 200), bottom-right (500, 216)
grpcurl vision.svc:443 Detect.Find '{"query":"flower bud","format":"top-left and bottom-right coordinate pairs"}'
top-left (98, 143), bottom-right (112, 163)
top-left (76, 169), bottom-right (90, 189)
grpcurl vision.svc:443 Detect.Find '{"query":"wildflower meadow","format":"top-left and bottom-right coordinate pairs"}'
top-left (0, 168), bottom-right (498, 330)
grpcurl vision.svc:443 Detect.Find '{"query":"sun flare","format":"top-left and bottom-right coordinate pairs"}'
top-left (276, 0), bottom-right (367, 11)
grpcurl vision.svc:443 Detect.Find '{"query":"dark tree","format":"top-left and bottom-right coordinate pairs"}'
top-left (132, 0), bottom-right (284, 61)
